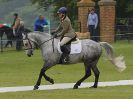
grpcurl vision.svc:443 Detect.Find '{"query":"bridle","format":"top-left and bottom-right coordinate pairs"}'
top-left (24, 35), bottom-right (56, 52)
top-left (26, 38), bottom-right (33, 50)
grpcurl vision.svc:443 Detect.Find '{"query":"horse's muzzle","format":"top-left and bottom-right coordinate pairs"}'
top-left (26, 49), bottom-right (33, 57)
top-left (27, 54), bottom-right (32, 57)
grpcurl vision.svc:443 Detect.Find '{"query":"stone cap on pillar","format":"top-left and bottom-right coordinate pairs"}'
top-left (77, 0), bottom-right (95, 7)
top-left (98, 0), bottom-right (116, 6)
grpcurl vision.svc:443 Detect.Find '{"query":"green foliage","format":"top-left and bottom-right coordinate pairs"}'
top-left (31, 0), bottom-right (133, 22)
top-left (127, 0), bottom-right (133, 17)
top-left (1, 0), bottom-right (133, 20)
top-left (116, 0), bottom-right (133, 17)
top-left (31, 0), bottom-right (79, 25)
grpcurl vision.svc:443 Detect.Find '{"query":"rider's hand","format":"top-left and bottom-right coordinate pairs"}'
top-left (53, 34), bottom-right (58, 38)
top-left (13, 29), bottom-right (16, 36)
top-left (51, 31), bottom-right (56, 35)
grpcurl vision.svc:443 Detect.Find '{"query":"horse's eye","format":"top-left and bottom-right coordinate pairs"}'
top-left (25, 43), bottom-right (28, 47)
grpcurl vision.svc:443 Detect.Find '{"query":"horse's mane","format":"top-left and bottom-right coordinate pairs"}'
top-left (37, 32), bottom-right (52, 40)
top-left (28, 32), bottom-right (51, 36)
top-left (38, 32), bottom-right (51, 36)
top-left (28, 32), bottom-right (52, 43)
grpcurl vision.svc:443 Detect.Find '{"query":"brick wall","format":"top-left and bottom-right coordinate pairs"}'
top-left (98, 1), bottom-right (116, 42)
top-left (78, 7), bottom-right (89, 33)
top-left (77, 0), bottom-right (95, 39)
top-left (77, 0), bottom-right (116, 42)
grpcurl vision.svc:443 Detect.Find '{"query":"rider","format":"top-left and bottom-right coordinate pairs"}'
top-left (52, 7), bottom-right (77, 63)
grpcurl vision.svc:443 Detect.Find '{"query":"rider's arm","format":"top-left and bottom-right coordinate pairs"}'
top-left (54, 23), bottom-right (62, 33)
top-left (43, 19), bottom-right (48, 25)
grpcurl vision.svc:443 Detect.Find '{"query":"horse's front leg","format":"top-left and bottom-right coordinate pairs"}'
top-left (43, 73), bottom-right (54, 84)
top-left (33, 67), bottom-right (45, 90)
top-left (33, 63), bottom-right (54, 90)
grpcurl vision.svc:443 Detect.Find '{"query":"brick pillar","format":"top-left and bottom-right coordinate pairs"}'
top-left (77, 0), bottom-right (95, 39)
top-left (98, 0), bottom-right (116, 42)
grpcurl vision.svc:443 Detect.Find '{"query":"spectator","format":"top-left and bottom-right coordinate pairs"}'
top-left (12, 13), bottom-right (24, 51)
top-left (87, 8), bottom-right (98, 42)
top-left (34, 15), bottom-right (48, 32)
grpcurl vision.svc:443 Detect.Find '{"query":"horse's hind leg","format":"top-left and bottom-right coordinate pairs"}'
top-left (73, 63), bottom-right (91, 89)
top-left (91, 64), bottom-right (100, 88)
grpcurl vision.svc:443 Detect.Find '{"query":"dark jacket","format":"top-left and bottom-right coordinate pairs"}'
top-left (55, 16), bottom-right (76, 38)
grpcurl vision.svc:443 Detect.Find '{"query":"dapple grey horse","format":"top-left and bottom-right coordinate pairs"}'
top-left (23, 32), bottom-right (126, 90)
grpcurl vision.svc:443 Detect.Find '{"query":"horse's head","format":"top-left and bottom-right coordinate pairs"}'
top-left (23, 32), bottom-right (56, 57)
top-left (23, 33), bottom-right (35, 57)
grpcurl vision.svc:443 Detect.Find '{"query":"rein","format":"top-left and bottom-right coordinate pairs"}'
top-left (38, 36), bottom-right (55, 52)
top-left (25, 36), bottom-right (56, 52)
top-left (38, 37), bottom-right (55, 47)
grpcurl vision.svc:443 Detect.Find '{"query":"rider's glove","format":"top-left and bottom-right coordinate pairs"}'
top-left (51, 31), bottom-right (56, 35)
top-left (53, 34), bottom-right (58, 38)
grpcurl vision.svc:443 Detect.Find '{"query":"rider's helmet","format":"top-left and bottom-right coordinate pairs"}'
top-left (57, 7), bottom-right (67, 14)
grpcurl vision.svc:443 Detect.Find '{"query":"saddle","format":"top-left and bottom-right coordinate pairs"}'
top-left (60, 36), bottom-right (77, 54)
top-left (58, 36), bottom-right (82, 64)
top-left (58, 38), bottom-right (81, 54)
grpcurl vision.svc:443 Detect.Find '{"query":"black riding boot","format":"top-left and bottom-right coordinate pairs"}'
top-left (61, 53), bottom-right (69, 64)
top-left (60, 45), bottom-right (70, 64)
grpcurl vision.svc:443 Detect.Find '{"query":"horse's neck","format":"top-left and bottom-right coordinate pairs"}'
top-left (35, 34), bottom-right (59, 56)
top-left (31, 33), bottom-right (47, 41)
top-left (32, 33), bottom-right (59, 46)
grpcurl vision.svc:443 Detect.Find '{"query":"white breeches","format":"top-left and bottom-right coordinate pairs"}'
top-left (60, 37), bottom-right (72, 46)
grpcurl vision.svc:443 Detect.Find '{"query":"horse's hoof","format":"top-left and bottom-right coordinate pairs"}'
top-left (89, 85), bottom-right (97, 88)
top-left (73, 85), bottom-right (78, 89)
top-left (33, 85), bottom-right (39, 90)
top-left (49, 79), bottom-right (54, 84)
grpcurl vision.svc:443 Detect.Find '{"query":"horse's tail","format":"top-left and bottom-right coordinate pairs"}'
top-left (99, 42), bottom-right (126, 72)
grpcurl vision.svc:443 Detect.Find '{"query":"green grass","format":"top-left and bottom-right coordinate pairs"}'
top-left (0, 41), bottom-right (133, 98)
top-left (0, 86), bottom-right (133, 99)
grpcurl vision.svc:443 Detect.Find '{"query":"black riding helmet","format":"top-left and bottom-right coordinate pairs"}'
top-left (57, 7), bottom-right (67, 14)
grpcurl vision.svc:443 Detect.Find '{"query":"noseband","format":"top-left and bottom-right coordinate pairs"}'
top-left (27, 38), bottom-right (33, 49)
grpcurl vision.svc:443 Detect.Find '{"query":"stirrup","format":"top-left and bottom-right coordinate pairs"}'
top-left (59, 54), bottom-right (69, 64)
top-left (62, 55), bottom-right (69, 64)
top-left (63, 57), bottom-right (69, 63)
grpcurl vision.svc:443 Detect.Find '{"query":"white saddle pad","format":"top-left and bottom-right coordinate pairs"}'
top-left (58, 39), bottom-right (82, 54)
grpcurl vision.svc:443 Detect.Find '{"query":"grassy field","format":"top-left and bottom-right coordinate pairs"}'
top-left (0, 86), bottom-right (133, 99)
top-left (0, 41), bottom-right (133, 98)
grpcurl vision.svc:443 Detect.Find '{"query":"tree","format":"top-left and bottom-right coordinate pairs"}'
top-left (31, 0), bottom-right (80, 25)
top-left (126, 0), bottom-right (133, 17)
top-left (116, 0), bottom-right (133, 18)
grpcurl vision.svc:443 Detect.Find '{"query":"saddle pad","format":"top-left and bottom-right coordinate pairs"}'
top-left (58, 39), bottom-right (82, 54)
